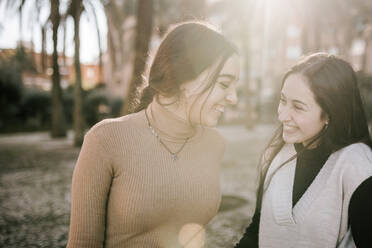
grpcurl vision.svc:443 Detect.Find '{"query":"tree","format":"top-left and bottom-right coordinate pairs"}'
top-left (50, 0), bottom-right (67, 137)
top-left (88, 1), bottom-right (104, 83)
top-left (121, 0), bottom-right (153, 115)
top-left (66, 0), bottom-right (105, 146)
top-left (102, 0), bottom-right (136, 89)
top-left (66, 0), bottom-right (84, 146)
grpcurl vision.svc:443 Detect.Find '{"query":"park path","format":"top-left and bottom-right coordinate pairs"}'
top-left (0, 124), bottom-right (274, 248)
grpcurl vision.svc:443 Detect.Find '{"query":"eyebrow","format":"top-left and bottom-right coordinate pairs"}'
top-left (281, 92), bottom-right (308, 107)
top-left (218, 74), bottom-right (238, 81)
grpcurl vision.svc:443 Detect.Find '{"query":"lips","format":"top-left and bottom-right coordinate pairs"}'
top-left (283, 125), bottom-right (298, 134)
top-left (214, 104), bottom-right (225, 113)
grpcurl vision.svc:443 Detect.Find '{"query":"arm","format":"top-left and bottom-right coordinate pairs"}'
top-left (67, 131), bottom-right (113, 248)
top-left (348, 176), bottom-right (372, 248)
top-left (234, 181), bottom-right (263, 248)
top-left (234, 210), bottom-right (260, 248)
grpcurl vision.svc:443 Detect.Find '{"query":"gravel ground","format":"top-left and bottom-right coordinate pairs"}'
top-left (0, 124), bottom-right (274, 248)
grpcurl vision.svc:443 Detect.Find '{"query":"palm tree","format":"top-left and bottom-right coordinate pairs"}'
top-left (66, 0), bottom-right (85, 146)
top-left (85, 1), bottom-right (104, 83)
top-left (1, 0), bottom-right (26, 48)
top-left (50, 0), bottom-right (67, 137)
top-left (121, 0), bottom-right (153, 115)
top-left (103, 0), bottom-right (136, 87)
top-left (66, 0), bottom-right (105, 146)
top-left (1, 0), bottom-right (67, 136)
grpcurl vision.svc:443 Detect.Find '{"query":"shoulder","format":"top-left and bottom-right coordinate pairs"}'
top-left (332, 143), bottom-right (372, 194)
top-left (204, 127), bottom-right (226, 146)
top-left (197, 127), bottom-right (226, 155)
top-left (85, 111), bottom-right (145, 145)
top-left (335, 143), bottom-right (372, 168)
top-left (205, 127), bottom-right (225, 140)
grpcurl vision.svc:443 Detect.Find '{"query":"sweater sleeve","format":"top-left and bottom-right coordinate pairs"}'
top-left (348, 176), bottom-right (372, 248)
top-left (67, 130), bottom-right (114, 248)
top-left (234, 210), bottom-right (260, 248)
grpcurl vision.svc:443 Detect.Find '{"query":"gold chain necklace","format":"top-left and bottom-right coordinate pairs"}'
top-left (145, 110), bottom-right (189, 162)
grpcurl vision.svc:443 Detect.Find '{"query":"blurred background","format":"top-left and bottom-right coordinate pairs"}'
top-left (0, 0), bottom-right (372, 247)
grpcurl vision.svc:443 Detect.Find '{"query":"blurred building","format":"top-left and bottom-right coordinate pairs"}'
top-left (0, 45), bottom-right (103, 91)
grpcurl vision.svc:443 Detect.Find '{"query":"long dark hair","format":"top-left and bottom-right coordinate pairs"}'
top-left (259, 53), bottom-right (372, 192)
top-left (133, 21), bottom-right (238, 113)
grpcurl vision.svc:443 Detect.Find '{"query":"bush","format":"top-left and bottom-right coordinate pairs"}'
top-left (0, 61), bottom-right (23, 131)
top-left (62, 86), bottom-right (75, 127)
top-left (83, 87), bottom-right (124, 127)
top-left (20, 88), bottom-right (51, 131)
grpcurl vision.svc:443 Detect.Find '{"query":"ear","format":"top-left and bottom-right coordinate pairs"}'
top-left (179, 87), bottom-right (190, 99)
top-left (321, 111), bottom-right (329, 125)
top-left (325, 114), bottom-right (329, 125)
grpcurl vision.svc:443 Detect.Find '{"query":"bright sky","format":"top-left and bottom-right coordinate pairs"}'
top-left (0, 0), bottom-right (107, 64)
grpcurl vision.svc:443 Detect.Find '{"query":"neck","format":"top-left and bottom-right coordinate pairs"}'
top-left (146, 98), bottom-right (196, 143)
top-left (302, 125), bottom-right (327, 149)
top-left (157, 95), bottom-right (189, 122)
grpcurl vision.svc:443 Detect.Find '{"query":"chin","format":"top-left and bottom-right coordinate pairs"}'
top-left (282, 134), bottom-right (298, 144)
top-left (202, 119), bottom-right (219, 127)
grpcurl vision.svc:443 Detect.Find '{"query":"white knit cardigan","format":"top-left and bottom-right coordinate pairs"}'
top-left (259, 143), bottom-right (372, 248)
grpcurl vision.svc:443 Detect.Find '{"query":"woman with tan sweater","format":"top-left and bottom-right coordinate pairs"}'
top-left (67, 21), bottom-right (240, 248)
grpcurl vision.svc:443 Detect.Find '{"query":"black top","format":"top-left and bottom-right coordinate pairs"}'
top-left (235, 143), bottom-right (372, 248)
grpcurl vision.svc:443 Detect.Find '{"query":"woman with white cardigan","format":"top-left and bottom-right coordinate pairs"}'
top-left (235, 53), bottom-right (372, 248)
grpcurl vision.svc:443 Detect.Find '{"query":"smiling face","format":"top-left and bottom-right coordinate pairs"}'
top-left (184, 54), bottom-right (240, 127)
top-left (278, 73), bottom-right (328, 147)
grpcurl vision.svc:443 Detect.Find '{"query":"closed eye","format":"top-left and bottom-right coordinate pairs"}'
top-left (293, 104), bottom-right (305, 111)
top-left (279, 97), bottom-right (286, 104)
top-left (219, 82), bottom-right (230, 89)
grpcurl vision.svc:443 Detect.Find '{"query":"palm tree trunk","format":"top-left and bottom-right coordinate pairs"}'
top-left (71, 0), bottom-right (84, 146)
top-left (62, 18), bottom-right (67, 66)
top-left (41, 24), bottom-right (47, 72)
top-left (18, 0), bottom-right (25, 48)
top-left (91, 5), bottom-right (103, 83)
top-left (122, 0), bottom-right (153, 115)
top-left (50, 0), bottom-right (67, 137)
top-left (361, 36), bottom-right (370, 72)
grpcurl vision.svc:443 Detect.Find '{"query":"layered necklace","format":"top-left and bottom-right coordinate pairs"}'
top-left (145, 109), bottom-right (190, 162)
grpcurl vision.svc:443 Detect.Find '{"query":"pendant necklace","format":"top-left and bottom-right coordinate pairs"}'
top-left (145, 109), bottom-right (189, 162)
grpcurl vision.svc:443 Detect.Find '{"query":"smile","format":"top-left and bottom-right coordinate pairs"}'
top-left (283, 125), bottom-right (298, 134)
top-left (214, 105), bottom-right (225, 113)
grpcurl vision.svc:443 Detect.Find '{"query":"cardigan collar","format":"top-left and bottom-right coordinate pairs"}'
top-left (267, 144), bottom-right (340, 225)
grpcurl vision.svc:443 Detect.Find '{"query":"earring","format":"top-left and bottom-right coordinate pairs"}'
top-left (324, 121), bottom-right (329, 129)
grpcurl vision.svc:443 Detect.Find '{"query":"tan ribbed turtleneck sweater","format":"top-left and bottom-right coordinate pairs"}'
top-left (67, 100), bottom-right (225, 248)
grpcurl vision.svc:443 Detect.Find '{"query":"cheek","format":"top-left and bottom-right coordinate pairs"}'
top-left (297, 114), bottom-right (324, 134)
top-left (204, 89), bottom-right (225, 107)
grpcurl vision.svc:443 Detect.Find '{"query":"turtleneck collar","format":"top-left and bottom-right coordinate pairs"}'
top-left (145, 99), bottom-right (199, 143)
top-left (294, 142), bottom-right (332, 167)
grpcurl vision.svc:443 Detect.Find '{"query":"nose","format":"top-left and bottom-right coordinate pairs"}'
top-left (226, 86), bottom-right (238, 105)
top-left (277, 104), bottom-right (291, 122)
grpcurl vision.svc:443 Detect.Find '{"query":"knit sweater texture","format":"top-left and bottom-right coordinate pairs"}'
top-left (259, 143), bottom-right (372, 248)
top-left (66, 100), bottom-right (225, 248)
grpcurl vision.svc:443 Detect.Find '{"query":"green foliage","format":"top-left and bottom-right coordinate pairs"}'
top-left (14, 47), bottom-right (37, 73)
top-left (0, 47), bottom-right (41, 132)
top-left (0, 56), bottom-right (23, 131)
top-left (62, 85), bottom-right (76, 127)
top-left (83, 85), bottom-right (123, 127)
top-left (20, 88), bottom-right (51, 131)
top-left (0, 48), bottom-right (123, 132)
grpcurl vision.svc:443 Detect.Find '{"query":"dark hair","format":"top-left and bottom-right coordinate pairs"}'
top-left (133, 21), bottom-right (238, 112)
top-left (260, 52), bottom-right (372, 190)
